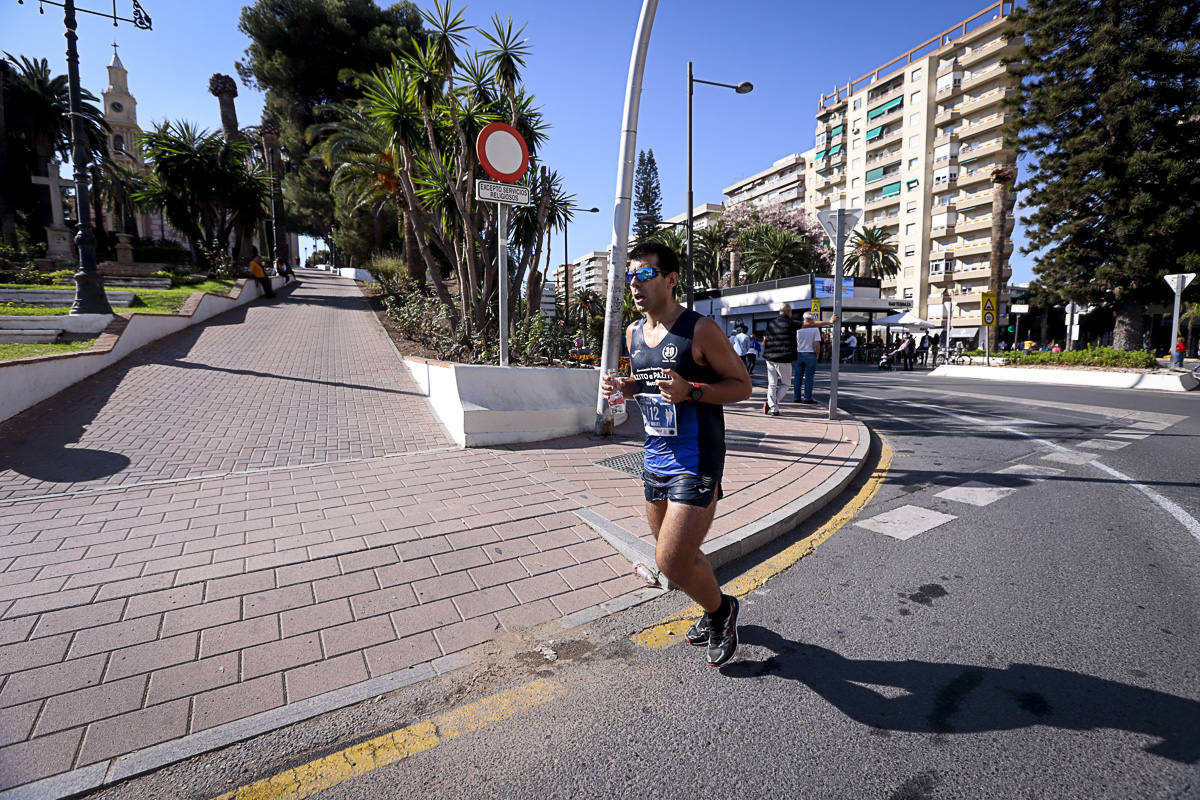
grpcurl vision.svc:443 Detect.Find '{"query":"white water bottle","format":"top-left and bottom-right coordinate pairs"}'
top-left (605, 369), bottom-right (626, 410)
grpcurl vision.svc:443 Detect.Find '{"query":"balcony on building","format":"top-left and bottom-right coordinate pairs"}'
top-left (961, 61), bottom-right (1008, 92)
top-left (960, 34), bottom-right (1021, 68)
top-left (960, 85), bottom-right (1016, 116)
top-left (928, 257), bottom-right (955, 281)
top-left (865, 124), bottom-right (903, 153)
top-left (933, 105), bottom-right (961, 127)
top-left (865, 181), bottom-right (902, 210)
top-left (932, 139), bottom-right (961, 167)
top-left (866, 95), bottom-right (905, 127)
top-left (866, 76), bottom-right (905, 106)
top-left (930, 209), bottom-right (957, 235)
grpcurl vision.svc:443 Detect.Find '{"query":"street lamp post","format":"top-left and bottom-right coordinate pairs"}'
top-left (686, 63), bottom-right (752, 310)
top-left (562, 206), bottom-right (599, 316)
top-left (17, 0), bottom-right (154, 314)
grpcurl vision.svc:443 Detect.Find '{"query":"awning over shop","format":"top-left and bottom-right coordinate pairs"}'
top-left (948, 327), bottom-right (979, 338)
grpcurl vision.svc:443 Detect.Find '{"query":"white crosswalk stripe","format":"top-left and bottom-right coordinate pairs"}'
top-left (935, 481), bottom-right (1018, 506)
top-left (855, 504), bottom-right (957, 540)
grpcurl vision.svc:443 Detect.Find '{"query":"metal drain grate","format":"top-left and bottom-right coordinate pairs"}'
top-left (594, 451), bottom-right (644, 477)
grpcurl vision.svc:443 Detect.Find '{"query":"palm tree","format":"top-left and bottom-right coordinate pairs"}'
top-left (843, 227), bottom-right (900, 279)
top-left (693, 222), bottom-right (729, 290)
top-left (739, 225), bottom-right (815, 282)
top-left (2, 54), bottom-right (109, 244)
top-left (988, 164), bottom-right (1017, 343)
top-left (134, 121), bottom-right (269, 268)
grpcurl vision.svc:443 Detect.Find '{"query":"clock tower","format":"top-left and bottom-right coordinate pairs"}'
top-left (102, 49), bottom-right (142, 166)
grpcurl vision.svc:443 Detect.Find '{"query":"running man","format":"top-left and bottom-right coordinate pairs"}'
top-left (600, 241), bottom-right (752, 666)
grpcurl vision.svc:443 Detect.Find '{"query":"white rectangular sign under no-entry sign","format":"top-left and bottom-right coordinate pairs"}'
top-left (475, 179), bottom-right (531, 206)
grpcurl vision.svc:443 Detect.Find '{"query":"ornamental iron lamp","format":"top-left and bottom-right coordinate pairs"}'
top-left (14, 0), bottom-right (152, 315)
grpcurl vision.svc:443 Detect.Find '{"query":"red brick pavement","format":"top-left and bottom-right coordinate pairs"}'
top-left (0, 271), bottom-right (861, 793)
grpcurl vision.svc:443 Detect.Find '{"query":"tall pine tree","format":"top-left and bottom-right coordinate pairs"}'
top-left (632, 148), bottom-right (663, 241)
top-left (1006, 1), bottom-right (1200, 349)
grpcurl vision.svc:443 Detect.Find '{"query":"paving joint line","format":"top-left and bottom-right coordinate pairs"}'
top-left (0, 445), bottom-right (461, 506)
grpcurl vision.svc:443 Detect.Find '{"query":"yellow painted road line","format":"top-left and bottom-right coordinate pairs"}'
top-left (213, 678), bottom-right (563, 800)
top-left (631, 435), bottom-right (893, 650)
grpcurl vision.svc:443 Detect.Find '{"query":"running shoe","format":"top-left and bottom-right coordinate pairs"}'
top-left (684, 613), bottom-right (710, 646)
top-left (707, 594), bottom-right (740, 667)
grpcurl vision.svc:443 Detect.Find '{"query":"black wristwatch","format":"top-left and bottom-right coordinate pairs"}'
top-left (688, 382), bottom-right (703, 403)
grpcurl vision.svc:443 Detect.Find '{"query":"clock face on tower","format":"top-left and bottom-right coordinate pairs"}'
top-left (111, 101), bottom-right (124, 112)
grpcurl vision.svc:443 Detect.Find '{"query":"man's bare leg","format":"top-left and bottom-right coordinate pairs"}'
top-left (646, 498), bottom-right (722, 613)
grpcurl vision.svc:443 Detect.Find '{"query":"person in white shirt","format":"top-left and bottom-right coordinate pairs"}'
top-left (841, 332), bottom-right (858, 363)
top-left (794, 313), bottom-right (836, 403)
top-left (729, 327), bottom-right (752, 371)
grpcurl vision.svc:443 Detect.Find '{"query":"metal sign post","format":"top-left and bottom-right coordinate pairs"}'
top-left (474, 122), bottom-right (530, 367)
top-left (1165, 273), bottom-right (1196, 363)
top-left (980, 291), bottom-right (997, 364)
top-left (817, 205), bottom-right (861, 421)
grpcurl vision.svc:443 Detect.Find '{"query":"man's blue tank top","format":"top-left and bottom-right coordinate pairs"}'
top-left (630, 309), bottom-right (725, 478)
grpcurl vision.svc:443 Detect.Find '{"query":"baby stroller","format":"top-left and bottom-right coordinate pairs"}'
top-left (877, 349), bottom-right (896, 370)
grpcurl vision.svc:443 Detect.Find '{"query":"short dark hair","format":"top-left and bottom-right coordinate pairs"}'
top-left (628, 240), bottom-right (680, 274)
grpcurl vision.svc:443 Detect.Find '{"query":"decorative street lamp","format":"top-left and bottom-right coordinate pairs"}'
top-left (14, 0), bottom-right (152, 315)
top-left (686, 63), bottom-right (752, 310)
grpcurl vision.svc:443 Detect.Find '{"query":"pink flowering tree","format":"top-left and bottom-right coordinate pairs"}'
top-left (716, 202), bottom-right (833, 281)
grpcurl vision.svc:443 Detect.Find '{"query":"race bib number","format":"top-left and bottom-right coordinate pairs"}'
top-left (634, 393), bottom-right (677, 437)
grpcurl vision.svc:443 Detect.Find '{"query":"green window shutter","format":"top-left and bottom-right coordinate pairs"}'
top-left (866, 125), bottom-right (884, 141)
top-left (906, 178), bottom-right (920, 188)
top-left (960, 156), bottom-right (978, 164)
top-left (867, 96), bottom-right (904, 120)
top-left (813, 149), bottom-right (828, 161)
top-left (865, 166), bottom-right (886, 183)
top-left (880, 181), bottom-right (901, 198)
top-left (830, 124), bottom-right (844, 136)
top-left (828, 144), bottom-right (843, 156)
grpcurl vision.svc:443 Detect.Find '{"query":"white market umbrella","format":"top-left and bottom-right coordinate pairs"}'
top-left (875, 311), bottom-right (936, 328)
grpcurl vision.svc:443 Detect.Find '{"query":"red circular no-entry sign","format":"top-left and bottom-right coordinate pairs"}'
top-left (476, 122), bottom-right (530, 183)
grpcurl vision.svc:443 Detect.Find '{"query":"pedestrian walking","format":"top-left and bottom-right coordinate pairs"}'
top-left (762, 305), bottom-right (796, 416)
top-left (729, 326), bottom-right (753, 373)
top-left (1172, 336), bottom-right (1186, 370)
top-left (899, 334), bottom-right (916, 371)
top-left (747, 334), bottom-right (761, 374)
top-left (918, 332), bottom-right (930, 366)
top-left (248, 248), bottom-right (275, 298)
top-left (795, 313), bottom-right (837, 403)
top-left (600, 241), bottom-right (752, 667)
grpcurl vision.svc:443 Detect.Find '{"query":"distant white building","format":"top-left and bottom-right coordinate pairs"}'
top-left (659, 203), bottom-right (725, 232)
top-left (723, 154), bottom-right (806, 209)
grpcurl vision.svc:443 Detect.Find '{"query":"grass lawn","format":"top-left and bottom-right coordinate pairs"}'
top-left (0, 339), bottom-right (96, 361)
top-left (126, 280), bottom-right (236, 314)
top-left (0, 280), bottom-right (236, 316)
top-left (0, 304), bottom-right (70, 316)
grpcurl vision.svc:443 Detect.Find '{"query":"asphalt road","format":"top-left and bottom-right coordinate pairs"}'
top-left (90, 367), bottom-right (1200, 800)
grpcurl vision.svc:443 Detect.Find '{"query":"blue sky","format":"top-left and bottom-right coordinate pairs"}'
top-left (2, 0), bottom-right (1032, 282)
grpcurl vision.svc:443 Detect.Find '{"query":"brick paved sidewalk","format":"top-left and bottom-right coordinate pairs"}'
top-left (0, 271), bottom-right (862, 796)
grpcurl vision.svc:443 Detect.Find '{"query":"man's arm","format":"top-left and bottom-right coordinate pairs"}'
top-left (657, 318), bottom-right (751, 404)
top-left (800, 314), bottom-right (840, 329)
top-left (601, 323), bottom-right (640, 399)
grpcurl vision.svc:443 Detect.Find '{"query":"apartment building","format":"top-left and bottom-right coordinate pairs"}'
top-left (723, 153), bottom-right (806, 209)
top-left (553, 250), bottom-right (612, 300)
top-left (801, 1), bottom-right (1019, 339)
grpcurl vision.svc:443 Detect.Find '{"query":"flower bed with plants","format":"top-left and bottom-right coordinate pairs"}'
top-left (1003, 346), bottom-right (1159, 370)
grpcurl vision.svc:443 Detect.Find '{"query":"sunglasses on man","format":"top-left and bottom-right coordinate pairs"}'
top-left (625, 265), bottom-right (665, 284)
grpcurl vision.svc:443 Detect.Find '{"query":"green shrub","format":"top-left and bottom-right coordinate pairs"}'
top-left (365, 255), bottom-right (410, 296)
top-left (1005, 346), bottom-right (1158, 369)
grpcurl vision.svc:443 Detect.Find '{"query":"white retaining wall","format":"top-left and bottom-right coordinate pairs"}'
top-left (930, 364), bottom-right (1198, 392)
top-left (0, 278), bottom-right (284, 424)
top-left (0, 314), bottom-right (113, 333)
top-left (404, 359), bottom-right (626, 447)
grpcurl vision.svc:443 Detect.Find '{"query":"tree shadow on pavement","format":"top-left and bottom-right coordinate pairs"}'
top-left (724, 625), bottom-right (1200, 763)
top-left (0, 416), bottom-right (131, 484)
